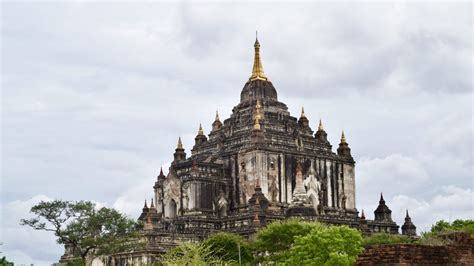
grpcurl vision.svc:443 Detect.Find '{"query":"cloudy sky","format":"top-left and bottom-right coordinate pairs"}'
top-left (1, 1), bottom-right (472, 264)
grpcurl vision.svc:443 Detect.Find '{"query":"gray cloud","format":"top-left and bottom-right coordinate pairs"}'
top-left (1, 1), bottom-right (472, 265)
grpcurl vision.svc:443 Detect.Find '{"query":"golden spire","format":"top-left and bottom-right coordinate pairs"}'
top-left (341, 131), bottom-right (347, 144)
top-left (300, 107), bottom-right (306, 118)
top-left (215, 110), bottom-right (220, 121)
top-left (249, 33), bottom-right (268, 81)
top-left (318, 119), bottom-right (324, 131)
top-left (198, 123), bottom-right (204, 135)
top-left (177, 136), bottom-right (183, 149)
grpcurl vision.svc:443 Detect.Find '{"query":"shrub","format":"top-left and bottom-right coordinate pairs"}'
top-left (159, 242), bottom-right (228, 265)
top-left (284, 225), bottom-right (364, 265)
top-left (203, 232), bottom-right (253, 264)
top-left (252, 218), bottom-right (324, 262)
top-left (363, 233), bottom-right (412, 246)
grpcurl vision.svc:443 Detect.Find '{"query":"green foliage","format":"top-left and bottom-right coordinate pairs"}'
top-left (415, 219), bottom-right (474, 246)
top-left (21, 200), bottom-right (142, 260)
top-left (160, 242), bottom-right (228, 265)
top-left (0, 256), bottom-right (14, 266)
top-left (284, 225), bottom-right (364, 266)
top-left (363, 233), bottom-right (412, 246)
top-left (416, 231), bottom-right (451, 246)
top-left (430, 220), bottom-right (452, 234)
top-left (252, 218), bottom-right (324, 262)
top-left (203, 232), bottom-right (253, 264)
top-left (65, 259), bottom-right (86, 266)
top-left (429, 219), bottom-right (474, 236)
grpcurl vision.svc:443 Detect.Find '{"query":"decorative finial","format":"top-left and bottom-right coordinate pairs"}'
top-left (256, 177), bottom-right (261, 188)
top-left (406, 209), bottom-right (410, 218)
top-left (300, 107), bottom-right (306, 118)
top-left (144, 199), bottom-right (148, 208)
top-left (177, 137), bottom-right (183, 149)
top-left (380, 192), bottom-right (385, 202)
top-left (318, 119), bottom-right (324, 131)
top-left (150, 198), bottom-right (154, 208)
top-left (361, 209), bottom-right (366, 219)
top-left (249, 35), bottom-right (268, 81)
top-left (341, 130), bottom-right (347, 144)
top-left (198, 123), bottom-right (204, 135)
top-left (215, 110), bottom-right (220, 121)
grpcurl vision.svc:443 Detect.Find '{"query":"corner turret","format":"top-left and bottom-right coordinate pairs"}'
top-left (374, 193), bottom-right (393, 222)
top-left (173, 137), bottom-right (186, 162)
top-left (212, 110), bottom-right (222, 131)
top-left (337, 131), bottom-right (353, 160)
top-left (298, 107), bottom-right (309, 128)
top-left (401, 210), bottom-right (417, 236)
top-left (315, 119), bottom-right (331, 149)
top-left (194, 124), bottom-right (207, 146)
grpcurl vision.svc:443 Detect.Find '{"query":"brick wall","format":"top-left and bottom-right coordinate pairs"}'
top-left (355, 232), bottom-right (474, 265)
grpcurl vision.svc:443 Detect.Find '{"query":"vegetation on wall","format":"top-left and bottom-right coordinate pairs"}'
top-left (363, 233), bottom-right (412, 246)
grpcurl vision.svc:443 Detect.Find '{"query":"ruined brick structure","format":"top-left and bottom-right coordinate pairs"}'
top-left (355, 232), bottom-right (474, 265)
top-left (60, 38), bottom-right (416, 264)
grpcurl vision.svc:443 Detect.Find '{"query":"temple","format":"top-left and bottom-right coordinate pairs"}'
top-left (60, 37), bottom-right (416, 264)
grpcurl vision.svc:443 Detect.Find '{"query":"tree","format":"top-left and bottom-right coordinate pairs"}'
top-left (430, 220), bottom-right (451, 234)
top-left (284, 225), bottom-right (364, 266)
top-left (252, 219), bottom-right (324, 262)
top-left (203, 232), bottom-right (253, 264)
top-left (0, 256), bottom-right (14, 266)
top-left (160, 242), bottom-right (228, 265)
top-left (21, 200), bottom-right (141, 262)
top-left (430, 219), bottom-right (474, 235)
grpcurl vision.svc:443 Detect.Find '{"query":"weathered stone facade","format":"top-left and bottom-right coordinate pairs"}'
top-left (60, 38), bottom-right (415, 264)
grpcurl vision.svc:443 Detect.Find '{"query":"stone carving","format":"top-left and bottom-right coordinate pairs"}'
top-left (217, 190), bottom-right (228, 217)
top-left (269, 178), bottom-right (278, 202)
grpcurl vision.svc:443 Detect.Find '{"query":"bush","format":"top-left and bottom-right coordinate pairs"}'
top-left (203, 232), bottom-right (253, 264)
top-left (252, 219), bottom-right (324, 262)
top-left (363, 233), bottom-right (412, 246)
top-left (159, 242), bottom-right (228, 265)
top-left (429, 219), bottom-right (474, 236)
top-left (284, 225), bottom-right (364, 265)
top-left (414, 219), bottom-right (474, 246)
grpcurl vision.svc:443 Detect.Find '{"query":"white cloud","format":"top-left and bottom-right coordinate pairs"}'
top-left (389, 186), bottom-right (474, 233)
top-left (1, 195), bottom-right (62, 266)
top-left (357, 154), bottom-right (429, 197)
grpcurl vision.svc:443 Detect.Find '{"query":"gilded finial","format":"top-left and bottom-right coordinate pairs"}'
top-left (249, 34), bottom-right (268, 81)
top-left (177, 137), bottom-right (183, 149)
top-left (215, 110), bottom-right (220, 121)
top-left (341, 130), bottom-right (347, 144)
top-left (198, 123), bottom-right (204, 135)
top-left (318, 119), bottom-right (324, 131)
top-left (300, 107), bottom-right (306, 118)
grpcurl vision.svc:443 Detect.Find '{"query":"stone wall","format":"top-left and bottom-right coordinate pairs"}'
top-left (355, 232), bottom-right (474, 265)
